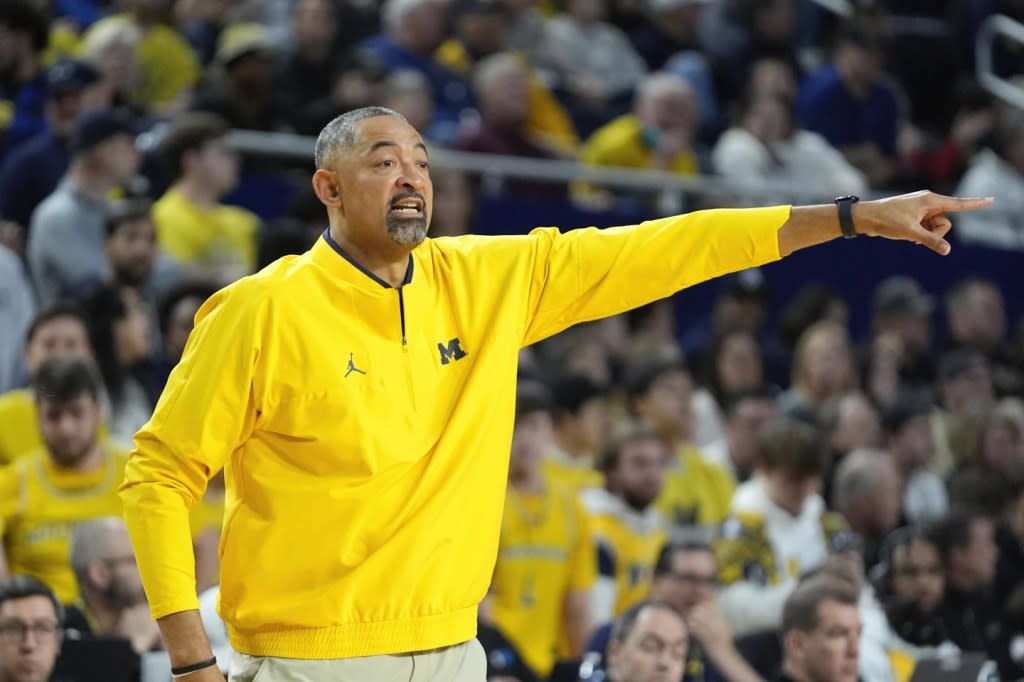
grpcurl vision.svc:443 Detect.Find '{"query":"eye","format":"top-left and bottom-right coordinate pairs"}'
top-left (418, 161), bottom-right (430, 170)
top-left (379, 159), bottom-right (395, 167)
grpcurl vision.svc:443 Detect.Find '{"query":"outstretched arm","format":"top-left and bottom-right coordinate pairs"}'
top-left (777, 191), bottom-right (994, 258)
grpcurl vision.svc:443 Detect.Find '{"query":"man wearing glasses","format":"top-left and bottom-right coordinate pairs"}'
top-left (583, 542), bottom-right (762, 682)
top-left (0, 575), bottom-right (63, 682)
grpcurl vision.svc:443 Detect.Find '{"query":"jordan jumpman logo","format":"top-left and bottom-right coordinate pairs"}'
top-left (344, 353), bottom-right (367, 378)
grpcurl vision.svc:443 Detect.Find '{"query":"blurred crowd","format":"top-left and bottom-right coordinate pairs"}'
top-left (0, 0), bottom-right (1023, 682)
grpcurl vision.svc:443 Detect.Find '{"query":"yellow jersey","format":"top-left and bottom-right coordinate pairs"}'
top-left (581, 488), bottom-right (666, 620)
top-left (543, 445), bottom-right (603, 495)
top-left (153, 187), bottom-right (259, 272)
top-left (656, 444), bottom-right (735, 529)
top-left (582, 115), bottom-right (700, 175)
top-left (0, 389), bottom-right (111, 466)
top-left (491, 480), bottom-right (595, 676)
top-left (0, 447), bottom-right (127, 603)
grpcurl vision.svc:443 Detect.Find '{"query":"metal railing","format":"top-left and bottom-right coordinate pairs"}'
top-left (976, 13), bottom-right (1024, 111)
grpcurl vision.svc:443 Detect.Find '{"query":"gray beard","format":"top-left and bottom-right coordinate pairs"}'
top-left (386, 215), bottom-right (428, 246)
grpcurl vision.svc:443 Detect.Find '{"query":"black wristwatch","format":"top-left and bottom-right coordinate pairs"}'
top-left (834, 195), bottom-right (860, 239)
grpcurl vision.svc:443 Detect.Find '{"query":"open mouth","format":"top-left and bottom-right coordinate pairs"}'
top-left (390, 195), bottom-right (425, 217)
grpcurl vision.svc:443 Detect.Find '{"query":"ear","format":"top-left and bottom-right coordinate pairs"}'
top-left (785, 629), bottom-right (804, 660)
top-left (312, 170), bottom-right (343, 210)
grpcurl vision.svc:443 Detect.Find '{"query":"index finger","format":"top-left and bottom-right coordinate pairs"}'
top-left (930, 194), bottom-right (995, 212)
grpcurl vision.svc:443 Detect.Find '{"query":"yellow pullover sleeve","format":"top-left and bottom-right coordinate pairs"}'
top-left (521, 206), bottom-right (790, 346)
top-left (121, 284), bottom-right (263, 619)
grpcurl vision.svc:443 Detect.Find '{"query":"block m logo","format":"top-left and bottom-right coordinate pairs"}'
top-left (438, 338), bottom-right (468, 365)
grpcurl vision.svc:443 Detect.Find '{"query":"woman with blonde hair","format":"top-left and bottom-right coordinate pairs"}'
top-left (780, 319), bottom-right (857, 420)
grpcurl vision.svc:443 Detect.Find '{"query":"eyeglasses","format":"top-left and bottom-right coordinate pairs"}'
top-left (666, 572), bottom-right (718, 588)
top-left (0, 621), bottom-right (62, 642)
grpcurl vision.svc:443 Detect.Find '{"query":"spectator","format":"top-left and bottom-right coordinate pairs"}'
top-left (882, 395), bottom-right (948, 525)
top-left (832, 448), bottom-right (903, 570)
top-left (296, 49), bottom-right (390, 136)
top-left (864, 276), bottom-right (936, 402)
top-left (78, 15), bottom-right (142, 114)
top-left (81, 0), bottom-right (200, 115)
top-left (0, 357), bottom-right (126, 605)
top-left (796, 24), bottom-right (901, 188)
top-left (484, 381), bottom-right (594, 678)
top-left (703, 327), bottom-right (765, 409)
top-left (931, 351), bottom-right (996, 478)
top-left (928, 511), bottom-right (1001, 659)
top-left (944, 275), bottom-right (1023, 397)
top-left (141, 280), bottom-right (216, 405)
top-left (716, 417), bottom-right (846, 637)
top-left (545, 373), bottom-right (610, 494)
top-left (457, 52), bottom-right (570, 200)
top-left (195, 22), bottom-right (288, 132)
top-left (0, 237), bottom-right (34, 394)
top-left (582, 425), bottom-right (670, 625)
top-left (0, 576), bottom-right (63, 682)
top-left (79, 283), bottom-right (152, 446)
top-left (779, 321), bottom-right (856, 422)
top-left (174, 0), bottom-right (234, 66)
top-left (630, 0), bottom-right (708, 71)
top-left (778, 574), bottom-right (861, 682)
top-left (381, 70), bottom-right (436, 137)
top-left (955, 105), bottom-right (1024, 251)
top-left (27, 109), bottom-right (139, 307)
top-left (777, 283), bottom-right (849, 360)
top-left (0, 303), bottom-right (94, 466)
top-left (0, 2), bottom-right (49, 154)
top-left (821, 392), bottom-right (884, 476)
top-left (153, 112), bottom-right (260, 283)
top-left (703, 385), bottom-right (778, 483)
top-left (537, 0), bottom-right (648, 134)
top-left (0, 58), bottom-right (101, 233)
top-left (713, 91), bottom-right (867, 202)
top-left (360, 0), bottom-right (474, 144)
top-left (603, 600), bottom-right (689, 682)
top-left (279, 0), bottom-right (348, 117)
top-left (104, 198), bottom-right (159, 294)
top-left (627, 359), bottom-right (735, 530)
top-left (69, 517), bottom-right (161, 654)
top-left (428, 167), bottom-right (477, 237)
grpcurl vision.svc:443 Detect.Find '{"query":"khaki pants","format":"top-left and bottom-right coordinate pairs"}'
top-left (229, 639), bottom-right (486, 682)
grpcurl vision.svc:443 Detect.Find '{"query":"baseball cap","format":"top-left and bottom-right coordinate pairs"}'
top-left (872, 276), bottom-right (933, 318)
top-left (216, 22), bottom-right (274, 66)
top-left (69, 109), bottom-right (136, 155)
top-left (46, 58), bottom-right (100, 95)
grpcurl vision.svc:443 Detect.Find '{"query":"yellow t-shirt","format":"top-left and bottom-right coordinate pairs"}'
top-left (153, 187), bottom-right (259, 271)
top-left (581, 488), bottom-right (666, 618)
top-left (543, 446), bottom-right (603, 495)
top-left (491, 480), bottom-right (595, 676)
top-left (0, 447), bottom-right (127, 603)
top-left (82, 16), bottom-right (199, 108)
top-left (657, 444), bottom-right (736, 528)
top-left (582, 114), bottom-right (699, 174)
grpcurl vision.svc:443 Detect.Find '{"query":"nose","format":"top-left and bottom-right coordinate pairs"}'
top-left (396, 161), bottom-right (427, 192)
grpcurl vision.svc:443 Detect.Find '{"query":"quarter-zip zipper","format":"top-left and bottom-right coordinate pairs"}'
top-left (398, 288), bottom-right (408, 349)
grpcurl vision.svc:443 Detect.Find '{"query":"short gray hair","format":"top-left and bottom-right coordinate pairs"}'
top-left (314, 106), bottom-right (407, 170)
top-left (70, 517), bottom-right (122, 590)
top-left (832, 448), bottom-right (892, 512)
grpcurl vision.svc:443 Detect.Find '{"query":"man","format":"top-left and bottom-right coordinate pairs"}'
top-left (104, 198), bottom-right (158, 292)
top-left (702, 386), bottom-right (779, 482)
top-left (587, 542), bottom-right (763, 682)
top-left (69, 517), bottom-right (160, 654)
top-left (153, 112), bottom-right (260, 283)
top-left (778, 574), bottom-right (861, 682)
top-left (583, 427), bottom-right (671, 632)
top-left (27, 108), bottom-right (139, 306)
top-left (484, 381), bottom-right (594, 678)
top-left (716, 417), bottom-right (847, 637)
top-left (604, 600), bottom-right (689, 682)
top-left (0, 303), bottom-right (95, 465)
top-left (0, 357), bottom-right (126, 604)
top-left (867, 276), bottom-right (935, 392)
top-left (544, 372), bottom-right (610, 494)
top-left (931, 350), bottom-right (996, 477)
top-left (0, 576), bottom-right (63, 682)
top-left (882, 396), bottom-right (947, 524)
top-left (943, 275), bottom-right (1021, 397)
top-left (119, 106), bottom-right (991, 681)
top-left (0, 2), bottom-right (49, 155)
top-left (831, 448), bottom-right (903, 570)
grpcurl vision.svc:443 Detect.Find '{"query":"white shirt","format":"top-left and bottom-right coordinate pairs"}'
top-left (955, 148), bottom-right (1024, 251)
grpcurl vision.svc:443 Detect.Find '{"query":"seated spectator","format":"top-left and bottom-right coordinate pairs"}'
top-left (295, 49), bottom-right (390, 136)
top-left (703, 386), bottom-right (778, 483)
top-left (863, 276), bottom-right (936, 402)
top-left (0, 303), bottom-right (95, 465)
top-left (483, 382), bottom-right (594, 679)
top-left (955, 106), bottom-right (1024, 251)
top-left (703, 327), bottom-right (765, 410)
top-left (630, 0), bottom-right (707, 71)
top-left (82, 0), bottom-right (200, 115)
top-left (142, 280), bottom-right (216, 404)
top-left (602, 600), bottom-right (689, 682)
top-left (153, 112), bottom-right (260, 283)
top-left (819, 392), bottom-right (883, 508)
top-left (931, 350), bottom-right (996, 477)
top-left (713, 91), bottom-right (867, 202)
top-left (195, 22), bottom-right (289, 132)
top-left (457, 52), bottom-right (570, 200)
top-left (382, 70), bottom-right (436, 137)
top-left (0, 58), bottom-right (101, 233)
top-left (0, 2), bottom-right (49, 155)
top-left (883, 396), bottom-right (948, 525)
top-left (627, 359), bottom-right (735, 531)
top-left (832, 448), bottom-right (903, 570)
top-left (582, 426), bottom-right (670, 625)
top-left (778, 321), bottom-right (857, 422)
top-left (0, 238), bottom-right (33, 394)
top-left (778, 573), bottom-right (861, 682)
top-left (279, 0), bottom-right (349, 120)
top-left (103, 198), bottom-right (161, 300)
top-left (361, 0), bottom-right (475, 145)
top-left (27, 109), bottom-right (140, 307)
top-left (796, 24), bottom-right (901, 188)
top-left (78, 16), bottom-right (143, 114)
top-left (80, 283), bottom-right (153, 446)
top-left (174, 0), bottom-right (233, 66)
top-left (777, 283), bottom-right (849, 362)
top-left (0, 576), bottom-right (63, 682)
top-left (716, 417), bottom-right (846, 637)
top-left (544, 373), bottom-right (610, 494)
top-left (428, 167), bottom-right (477, 237)
top-left (69, 517), bottom-right (161, 654)
top-left (0, 357), bottom-right (126, 604)
top-left (537, 0), bottom-right (648, 135)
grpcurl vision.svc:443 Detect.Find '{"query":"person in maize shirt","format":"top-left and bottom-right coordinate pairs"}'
top-left (119, 105), bottom-right (993, 682)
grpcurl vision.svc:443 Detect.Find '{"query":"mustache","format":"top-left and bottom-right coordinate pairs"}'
top-left (390, 192), bottom-right (426, 208)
